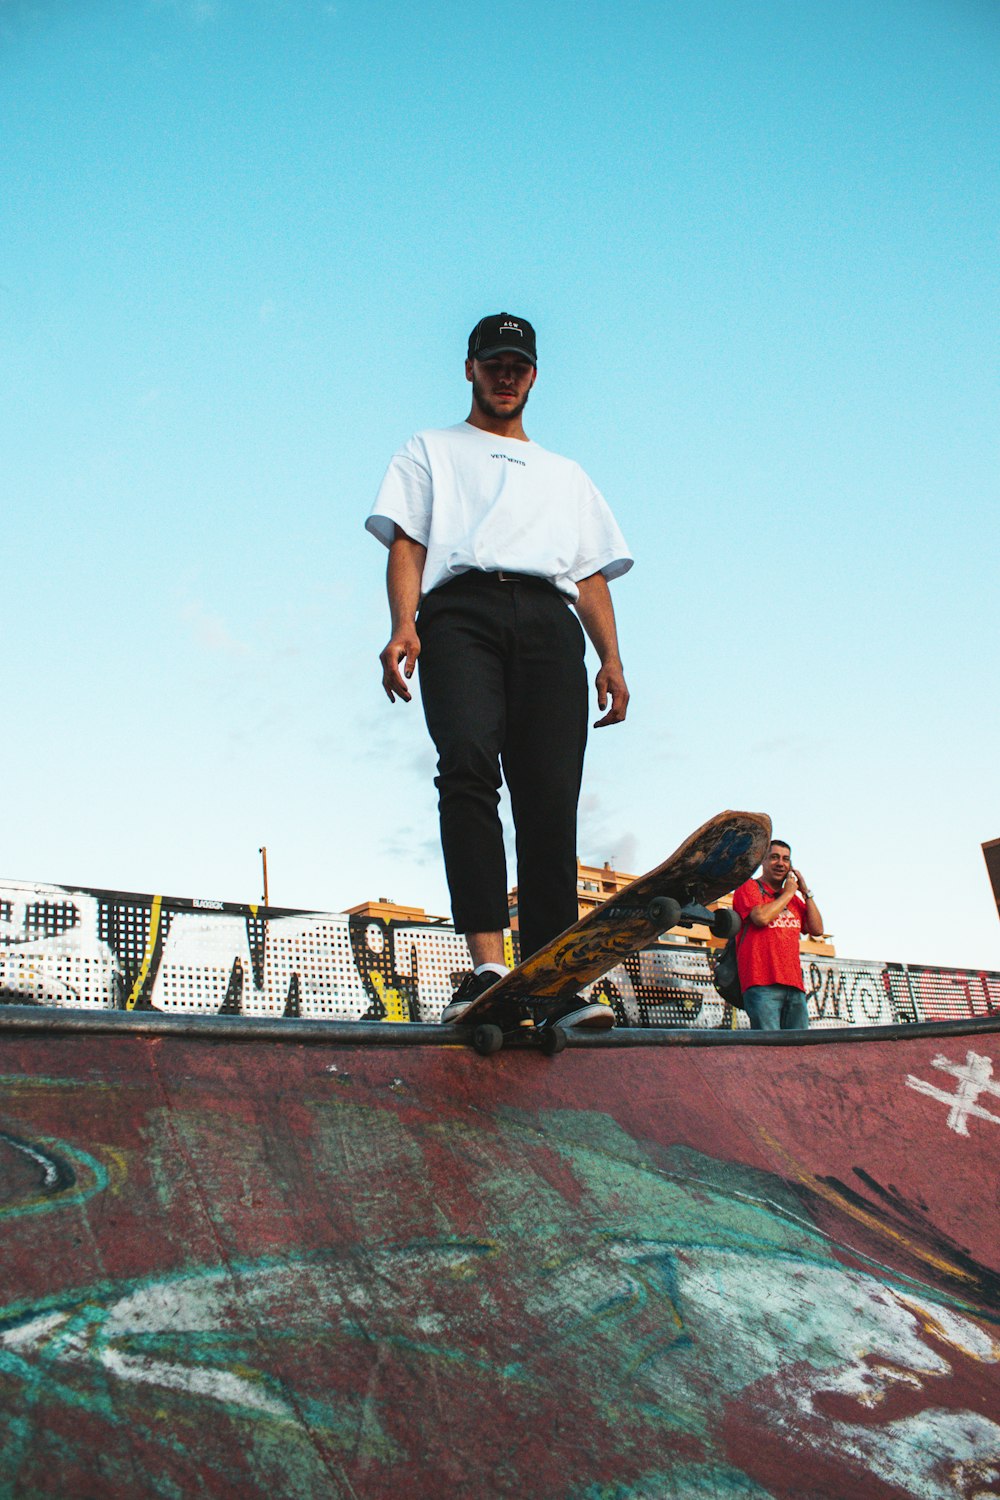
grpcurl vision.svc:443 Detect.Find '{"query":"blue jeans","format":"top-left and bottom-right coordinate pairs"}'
top-left (743, 984), bottom-right (810, 1031)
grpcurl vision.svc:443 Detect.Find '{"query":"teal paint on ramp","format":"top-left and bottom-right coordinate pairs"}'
top-left (0, 1014), bottom-right (997, 1498)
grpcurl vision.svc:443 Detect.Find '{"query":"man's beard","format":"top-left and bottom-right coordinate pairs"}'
top-left (471, 374), bottom-right (530, 423)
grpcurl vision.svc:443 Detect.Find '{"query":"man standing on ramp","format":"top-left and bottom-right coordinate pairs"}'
top-left (367, 312), bottom-right (633, 1028)
top-left (733, 839), bottom-right (825, 1029)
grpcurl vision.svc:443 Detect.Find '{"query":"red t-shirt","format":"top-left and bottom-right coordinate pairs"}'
top-left (732, 879), bottom-right (807, 991)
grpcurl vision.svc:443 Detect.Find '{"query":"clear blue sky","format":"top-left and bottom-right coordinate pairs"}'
top-left (2, 0), bottom-right (997, 968)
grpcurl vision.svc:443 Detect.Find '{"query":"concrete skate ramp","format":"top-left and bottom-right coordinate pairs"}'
top-left (0, 1010), bottom-right (998, 1499)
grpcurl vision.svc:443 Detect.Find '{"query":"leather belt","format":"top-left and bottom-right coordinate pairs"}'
top-left (452, 569), bottom-right (555, 590)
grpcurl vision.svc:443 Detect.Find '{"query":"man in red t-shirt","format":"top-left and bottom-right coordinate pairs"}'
top-left (731, 839), bottom-right (825, 1030)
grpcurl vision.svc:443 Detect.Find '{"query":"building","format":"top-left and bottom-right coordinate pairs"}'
top-left (343, 898), bottom-right (449, 926)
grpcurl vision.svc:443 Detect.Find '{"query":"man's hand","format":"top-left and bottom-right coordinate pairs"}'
top-left (755, 863), bottom-right (822, 931)
top-left (794, 870), bottom-right (825, 936)
top-left (574, 572), bottom-right (629, 729)
top-left (379, 627), bottom-right (420, 703)
top-left (594, 659), bottom-right (629, 728)
top-left (379, 530), bottom-right (427, 704)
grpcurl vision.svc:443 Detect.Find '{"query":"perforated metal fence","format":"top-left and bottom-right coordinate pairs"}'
top-left (0, 876), bottom-right (996, 1029)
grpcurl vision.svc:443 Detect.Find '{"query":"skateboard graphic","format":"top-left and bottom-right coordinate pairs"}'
top-left (454, 808), bottom-right (772, 1055)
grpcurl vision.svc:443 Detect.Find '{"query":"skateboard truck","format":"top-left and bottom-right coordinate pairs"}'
top-left (470, 1004), bottom-right (568, 1058)
top-left (646, 897), bottom-right (741, 940)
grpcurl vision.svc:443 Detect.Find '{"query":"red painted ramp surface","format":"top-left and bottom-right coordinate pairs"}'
top-left (1, 1016), bottom-right (999, 1499)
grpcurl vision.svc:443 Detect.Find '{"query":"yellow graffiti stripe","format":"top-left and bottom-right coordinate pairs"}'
top-left (104, 1147), bottom-right (130, 1197)
top-left (759, 1127), bottom-right (979, 1288)
top-left (371, 971), bottom-right (410, 1022)
top-left (898, 1295), bottom-right (1000, 1361)
top-left (125, 895), bottom-right (163, 1011)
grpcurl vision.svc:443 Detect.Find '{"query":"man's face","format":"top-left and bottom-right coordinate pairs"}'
top-left (762, 843), bottom-right (792, 888)
top-left (466, 353), bottom-right (536, 422)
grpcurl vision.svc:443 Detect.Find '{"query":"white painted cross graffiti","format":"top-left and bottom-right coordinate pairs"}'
top-left (906, 1051), bottom-right (1000, 1137)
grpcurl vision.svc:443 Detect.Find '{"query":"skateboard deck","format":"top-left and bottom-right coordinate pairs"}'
top-left (456, 808), bottom-right (772, 1054)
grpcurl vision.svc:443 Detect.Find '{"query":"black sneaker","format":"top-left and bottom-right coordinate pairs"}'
top-left (441, 970), bottom-right (502, 1024)
top-left (538, 993), bottom-right (615, 1031)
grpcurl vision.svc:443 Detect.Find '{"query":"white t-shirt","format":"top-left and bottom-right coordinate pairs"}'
top-left (366, 422), bottom-right (632, 602)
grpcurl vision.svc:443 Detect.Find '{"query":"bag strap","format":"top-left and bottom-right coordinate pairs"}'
top-left (735, 878), bottom-right (765, 951)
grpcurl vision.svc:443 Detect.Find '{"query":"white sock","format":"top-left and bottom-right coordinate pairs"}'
top-left (474, 962), bottom-right (509, 979)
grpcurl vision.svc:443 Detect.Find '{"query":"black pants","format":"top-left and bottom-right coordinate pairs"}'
top-left (417, 572), bottom-right (588, 961)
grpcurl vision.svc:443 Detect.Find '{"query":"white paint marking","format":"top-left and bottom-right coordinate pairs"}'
top-left (906, 1051), bottom-right (1000, 1136)
top-left (0, 1311), bottom-right (71, 1352)
top-left (99, 1348), bottom-right (291, 1417)
top-left (2, 1135), bottom-right (62, 1189)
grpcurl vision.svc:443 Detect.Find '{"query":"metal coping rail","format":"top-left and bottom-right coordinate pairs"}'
top-left (0, 1004), bottom-right (998, 1049)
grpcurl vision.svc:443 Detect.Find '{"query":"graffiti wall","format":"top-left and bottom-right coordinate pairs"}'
top-left (1, 875), bottom-right (997, 1028)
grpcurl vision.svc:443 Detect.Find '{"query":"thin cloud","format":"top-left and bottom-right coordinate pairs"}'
top-left (379, 828), bottom-right (441, 867)
top-left (748, 734), bottom-right (823, 758)
top-left (578, 791), bottom-right (640, 873)
top-left (180, 600), bottom-right (250, 657)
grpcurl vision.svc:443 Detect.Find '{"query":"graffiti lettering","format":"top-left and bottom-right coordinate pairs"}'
top-left (0, 876), bottom-right (996, 1030)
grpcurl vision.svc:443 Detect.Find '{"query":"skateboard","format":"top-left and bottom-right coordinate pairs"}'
top-left (454, 808), bottom-right (772, 1055)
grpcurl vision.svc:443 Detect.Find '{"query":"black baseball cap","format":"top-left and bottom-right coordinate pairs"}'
top-left (467, 312), bottom-right (537, 366)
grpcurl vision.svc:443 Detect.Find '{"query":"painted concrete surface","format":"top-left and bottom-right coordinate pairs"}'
top-left (0, 1022), bottom-right (998, 1499)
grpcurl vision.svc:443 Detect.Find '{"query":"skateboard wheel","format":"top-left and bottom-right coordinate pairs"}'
top-left (540, 1026), bottom-right (567, 1056)
top-left (647, 896), bottom-right (681, 931)
top-left (472, 1023), bottom-right (503, 1056)
top-left (710, 908), bottom-right (741, 939)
